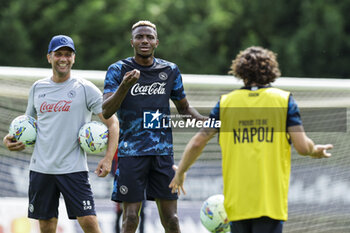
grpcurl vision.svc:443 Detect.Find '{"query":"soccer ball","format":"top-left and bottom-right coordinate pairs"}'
top-left (78, 121), bottom-right (108, 154)
top-left (8, 115), bottom-right (37, 146)
top-left (200, 194), bottom-right (230, 233)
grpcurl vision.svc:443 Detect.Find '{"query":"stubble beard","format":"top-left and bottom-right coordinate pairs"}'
top-left (54, 65), bottom-right (71, 79)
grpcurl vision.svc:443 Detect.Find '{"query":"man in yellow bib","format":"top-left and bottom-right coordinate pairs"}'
top-left (169, 46), bottom-right (333, 233)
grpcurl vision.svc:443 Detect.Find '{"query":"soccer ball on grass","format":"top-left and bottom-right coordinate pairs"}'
top-left (8, 115), bottom-right (37, 146)
top-left (78, 121), bottom-right (108, 154)
top-left (200, 194), bottom-right (230, 233)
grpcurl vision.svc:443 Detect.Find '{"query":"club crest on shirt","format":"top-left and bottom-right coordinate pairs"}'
top-left (67, 90), bottom-right (76, 98)
top-left (159, 72), bottom-right (168, 80)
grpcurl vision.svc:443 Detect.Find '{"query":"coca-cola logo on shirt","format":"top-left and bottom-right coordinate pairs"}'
top-left (130, 82), bottom-right (166, 96)
top-left (40, 100), bottom-right (72, 113)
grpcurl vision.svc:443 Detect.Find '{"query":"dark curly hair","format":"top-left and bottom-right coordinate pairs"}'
top-left (229, 46), bottom-right (281, 86)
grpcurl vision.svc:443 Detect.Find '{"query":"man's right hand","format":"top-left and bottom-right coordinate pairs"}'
top-left (3, 134), bottom-right (25, 151)
top-left (121, 69), bottom-right (140, 88)
top-left (102, 69), bottom-right (141, 119)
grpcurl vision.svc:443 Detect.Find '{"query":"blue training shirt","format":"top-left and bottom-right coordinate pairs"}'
top-left (104, 57), bottom-right (186, 157)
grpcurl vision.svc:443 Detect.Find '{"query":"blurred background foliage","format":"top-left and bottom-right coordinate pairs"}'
top-left (0, 0), bottom-right (349, 78)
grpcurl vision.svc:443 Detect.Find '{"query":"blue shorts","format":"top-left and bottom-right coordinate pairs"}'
top-left (28, 171), bottom-right (96, 220)
top-left (111, 155), bottom-right (178, 202)
top-left (230, 217), bottom-right (284, 233)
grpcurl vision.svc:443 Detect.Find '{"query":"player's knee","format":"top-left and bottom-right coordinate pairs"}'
top-left (39, 218), bottom-right (58, 233)
top-left (124, 213), bottom-right (139, 226)
top-left (122, 214), bottom-right (139, 232)
top-left (162, 214), bottom-right (180, 231)
top-left (77, 215), bottom-right (100, 232)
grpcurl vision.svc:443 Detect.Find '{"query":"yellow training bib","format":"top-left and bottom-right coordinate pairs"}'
top-left (219, 87), bottom-right (291, 221)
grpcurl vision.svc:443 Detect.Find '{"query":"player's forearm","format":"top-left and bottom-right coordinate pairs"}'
top-left (98, 113), bottom-right (119, 160)
top-left (177, 141), bottom-right (204, 174)
top-left (102, 85), bottom-right (129, 119)
top-left (105, 122), bottom-right (119, 160)
top-left (183, 107), bottom-right (208, 121)
top-left (177, 130), bottom-right (214, 174)
top-left (174, 98), bottom-right (208, 121)
top-left (289, 126), bottom-right (333, 158)
top-left (304, 137), bottom-right (316, 156)
top-left (299, 138), bottom-right (333, 158)
top-left (288, 125), bottom-right (315, 156)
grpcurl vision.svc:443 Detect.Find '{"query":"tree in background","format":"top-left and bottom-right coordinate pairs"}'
top-left (0, 0), bottom-right (349, 78)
